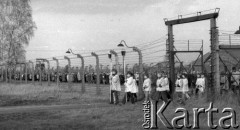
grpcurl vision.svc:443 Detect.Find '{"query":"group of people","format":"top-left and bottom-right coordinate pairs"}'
top-left (108, 69), bottom-right (172, 105)
top-left (109, 69), bottom-right (138, 105)
top-left (108, 68), bottom-right (209, 105)
top-left (175, 73), bottom-right (206, 103)
top-left (220, 67), bottom-right (240, 95)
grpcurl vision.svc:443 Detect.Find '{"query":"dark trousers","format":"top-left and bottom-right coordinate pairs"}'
top-left (144, 91), bottom-right (150, 101)
top-left (231, 85), bottom-right (240, 94)
top-left (122, 92), bottom-right (135, 104)
top-left (110, 90), bottom-right (119, 104)
top-left (132, 93), bottom-right (137, 102)
top-left (152, 91), bottom-right (170, 103)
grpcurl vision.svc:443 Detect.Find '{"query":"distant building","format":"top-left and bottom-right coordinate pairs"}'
top-left (234, 26), bottom-right (240, 34)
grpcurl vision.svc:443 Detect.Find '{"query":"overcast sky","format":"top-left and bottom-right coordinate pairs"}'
top-left (26, 0), bottom-right (240, 64)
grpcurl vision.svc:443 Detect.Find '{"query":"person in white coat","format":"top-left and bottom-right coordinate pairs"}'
top-left (143, 73), bottom-right (151, 101)
top-left (132, 76), bottom-right (138, 102)
top-left (182, 74), bottom-right (190, 99)
top-left (109, 69), bottom-right (121, 105)
top-left (122, 71), bottom-right (135, 104)
top-left (155, 72), bottom-right (171, 102)
top-left (195, 74), bottom-right (205, 96)
top-left (195, 74), bottom-right (201, 95)
top-left (175, 74), bottom-right (183, 101)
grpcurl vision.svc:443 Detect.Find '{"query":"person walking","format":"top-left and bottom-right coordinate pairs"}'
top-left (231, 67), bottom-right (240, 94)
top-left (122, 71), bottom-right (135, 104)
top-left (175, 74), bottom-right (183, 102)
top-left (182, 74), bottom-right (190, 99)
top-left (131, 76), bottom-right (139, 102)
top-left (195, 74), bottom-right (201, 96)
top-left (155, 72), bottom-right (171, 103)
top-left (143, 73), bottom-right (151, 101)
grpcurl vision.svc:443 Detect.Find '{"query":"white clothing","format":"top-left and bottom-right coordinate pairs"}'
top-left (175, 78), bottom-right (183, 92)
top-left (196, 77), bottom-right (205, 92)
top-left (143, 78), bottom-right (151, 91)
top-left (131, 79), bottom-right (139, 93)
top-left (124, 77), bottom-right (134, 92)
top-left (182, 78), bottom-right (189, 92)
top-left (77, 72), bottom-right (81, 80)
top-left (110, 75), bottom-right (121, 91)
top-left (156, 77), bottom-right (169, 91)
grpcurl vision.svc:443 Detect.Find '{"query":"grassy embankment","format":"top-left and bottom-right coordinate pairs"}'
top-left (0, 83), bottom-right (239, 130)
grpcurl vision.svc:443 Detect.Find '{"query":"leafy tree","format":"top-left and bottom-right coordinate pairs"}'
top-left (0, 0), bottom-right (36, 68)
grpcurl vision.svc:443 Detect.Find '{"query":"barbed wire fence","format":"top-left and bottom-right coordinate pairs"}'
top-left (1, 30), bottom-right (240, 96)
top-left (0, 37), bottom-right (172, 95)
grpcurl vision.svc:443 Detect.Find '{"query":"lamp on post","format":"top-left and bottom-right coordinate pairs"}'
top-left (118, 41), bottom-right (126, 77)
top-left (117, 40), bottom-right (144, 100)
top-left (108, 51), bottom-right (112, 73)
top-left (66, 48), bottom-right (86, 93)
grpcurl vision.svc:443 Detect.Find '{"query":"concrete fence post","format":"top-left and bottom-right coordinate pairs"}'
top-left (20, 64), bottom-right (23, 83)
top-left (133, 47), bottom-right (144, 100)
top-left (110, 50), bottom-right (119, 73)
top-left (9, 66), bottom-right (11, 83)
top-left (76, 54), bottom-right (85, 93)
top-left (36, 60), bottom-right (42, 86)
top-left (44, 59), bottom-right (50, 86)
top-left (29, 60), bottom-right (35, 84)
top-left (1, 66), bottom-right (3, 81)
top-left (53, 57), bottom-right (59, 86)
top-left (25, 62), bottom-right (28, 83)
top-left (91, 52), bottom-right (101, 95)
top-left (5, 64), bottom-right (8, 83)
top-left (64, 56), bottom-right (71, 87)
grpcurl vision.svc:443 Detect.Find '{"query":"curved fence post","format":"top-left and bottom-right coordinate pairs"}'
top-left (1, 66), bottom-right (3, 81)
top-left (64, 56), bottom-right (71, 87)
top-left (91, 52), bottom-right (101, 95)
top-left (29, 60), bottom-right (35, 84)
top-left (53, 57), bottom-right (59, 86)
top-left (9, 66), bottom-right (12, 83)
top-left (5, 64), bottom-right (8, 83)
top-left (133, 47), bottom-right (144, 100)
top-left (13, 65), bottom-right (16, 82)
top-left (44, 59), bottom-right (50, 86)
top-left (36, 60), bottom-right (42, 86)
top-left (20, 64), bottom-right (23, 83)
top-left (25, 62), bottom-right (28, 83)
top-left (110, 50), bottom-right (119, 73)
top-left (76, 54), bottom-right (85, 93)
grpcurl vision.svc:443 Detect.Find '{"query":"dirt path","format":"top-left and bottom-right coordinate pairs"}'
top-left (0, 103), bottom-right (110, 114)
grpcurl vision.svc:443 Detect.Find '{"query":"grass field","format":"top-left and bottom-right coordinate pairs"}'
top-left (0, 82), bottom-right (239, 130)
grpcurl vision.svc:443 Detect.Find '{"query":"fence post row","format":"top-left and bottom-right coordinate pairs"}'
top-left (76, 54), bottom-right (85, 93)
top-left (91, 52), bottom-right (101, 95)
